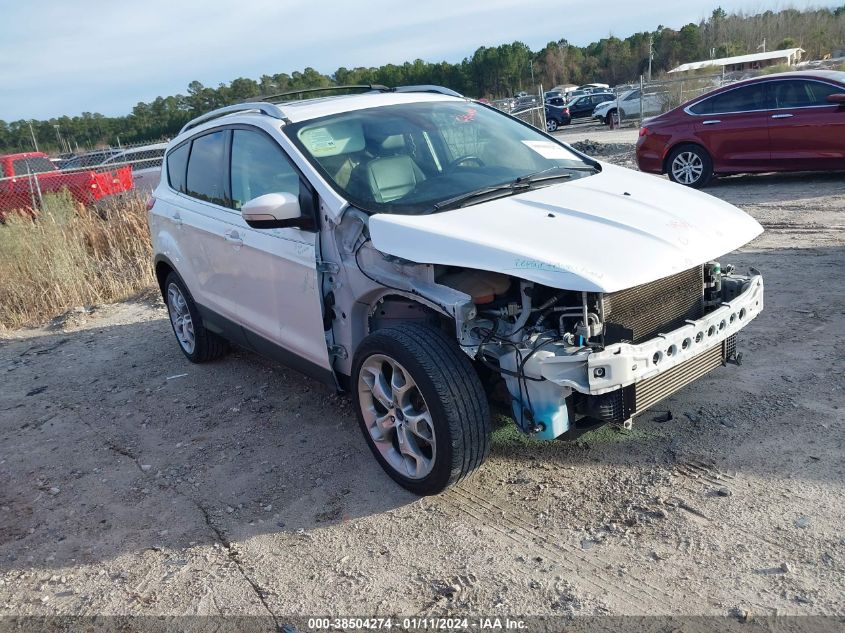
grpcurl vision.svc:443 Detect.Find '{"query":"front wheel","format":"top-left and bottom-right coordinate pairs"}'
top-left (667, 144), bottom-right (713, 188)
top-left (352, 324), bottom-right (491, 495)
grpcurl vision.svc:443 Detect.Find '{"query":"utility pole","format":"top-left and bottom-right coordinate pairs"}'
top-left (758, 38), bottom-right (766, 53)
top-left (529, 59), bottom-right (535, 92)
top-left (648, 34), bottom-right (654, 83)
top-left (27, 121), bottom-right (40, 152)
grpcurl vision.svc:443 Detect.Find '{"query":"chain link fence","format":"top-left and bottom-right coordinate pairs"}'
top-left (0, 140), bottom-right (167, 222)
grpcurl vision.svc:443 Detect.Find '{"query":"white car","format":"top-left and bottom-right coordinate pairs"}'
top-left (101, 142), bottom-right (167, 192)
top-left (593, 89), bottom-right (663, 124)
top-left (148, 87), bottom-right (764, 495)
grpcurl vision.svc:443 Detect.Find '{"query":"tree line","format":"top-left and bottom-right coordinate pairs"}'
top-left (1, 5), bottom-right (843, 155)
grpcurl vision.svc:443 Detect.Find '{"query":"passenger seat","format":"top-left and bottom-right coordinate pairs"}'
top-left (352, 134), bottom-right (426, 203)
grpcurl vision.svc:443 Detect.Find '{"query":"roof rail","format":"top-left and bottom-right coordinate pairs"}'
top-left (180, 102), bottom-right (287, 135)
top-left (392, 85), bottom-right (464, 97)
top-left (258, 85), bottom-right (389, 103)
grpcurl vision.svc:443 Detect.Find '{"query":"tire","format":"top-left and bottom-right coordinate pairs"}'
top-left (604, 110), bottom-right (618, 126)
top-left (351, 323), bottom-right (491, 495)
top-left (164, 272), bottom-right (229, 363)
top-left (546, 118), bottom-right (558, 133)
top-left (667, 144), bottom-right (713, 188)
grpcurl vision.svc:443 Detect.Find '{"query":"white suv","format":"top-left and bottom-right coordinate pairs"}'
top-left (148, 86), bottom-right (764, 495)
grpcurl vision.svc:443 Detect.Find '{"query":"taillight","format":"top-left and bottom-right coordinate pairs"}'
top-left (639, 127), bottom-right (649, 137)
top-left (146, 196), bottom-right (156, 211)
top-left (564, 107), bottom-right (570, 114)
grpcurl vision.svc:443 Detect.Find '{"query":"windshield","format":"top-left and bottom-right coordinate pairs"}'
top-left (284, 101), bottom-right (596, 215)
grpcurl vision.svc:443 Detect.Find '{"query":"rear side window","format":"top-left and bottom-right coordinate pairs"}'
top-left (230, 129), bottom-right (300, 210)
top-left (186, 131), bottom-right (229, 205)
top-left (690, 84), bottom-right (769, 114)
top-left (166, 143), bottom-right (189, 193)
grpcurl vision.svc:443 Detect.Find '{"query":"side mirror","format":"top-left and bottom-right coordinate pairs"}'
top-left (241, 192), bottom-right (302, 229)
top-left (827, 93), bottom-right (845, 105)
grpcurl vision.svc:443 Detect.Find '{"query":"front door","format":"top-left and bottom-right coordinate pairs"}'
top-left (767, 78), bottom-right (845, 172)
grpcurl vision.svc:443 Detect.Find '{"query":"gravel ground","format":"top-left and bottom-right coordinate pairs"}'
top-left (1, 145), bottom-right (843, 626)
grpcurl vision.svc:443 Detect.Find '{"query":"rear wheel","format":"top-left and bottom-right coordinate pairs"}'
top-left (667, 144), bottom-right (713, 188)
top-left (352, 324), bottom-right (491, 495)
top-left (164, 272), bottom-right (229, 363)
top-left (546, 118), bottom-right (558, 132)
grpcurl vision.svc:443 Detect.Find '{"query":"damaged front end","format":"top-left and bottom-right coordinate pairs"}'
top-left (455, 263), bottom-right (763, 440)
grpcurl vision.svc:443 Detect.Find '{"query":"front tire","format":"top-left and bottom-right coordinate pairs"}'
top-left (164, 272), bottom-right (229, 363)
top-left (667, 144), bottom-right (713, 188)
top-left (352, 324), bottom-right (491, 495)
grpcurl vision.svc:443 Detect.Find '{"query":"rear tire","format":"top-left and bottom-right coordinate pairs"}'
top-left (546, 118), bottom-right (558, 133)
top-left (667, 144), bottom-right (713, 188)
top-left (352, 323), bottom-right (491, 495)
top-left (164, 272), bottom-right (229, 363)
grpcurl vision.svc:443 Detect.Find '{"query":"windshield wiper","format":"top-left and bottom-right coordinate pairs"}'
top-left (434, 170), bottom-right (573, 212)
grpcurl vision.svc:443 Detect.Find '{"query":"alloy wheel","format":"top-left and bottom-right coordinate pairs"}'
top-left (671, 151), bottom-right (704, 185)
top-left (167, 283), bottom-right (196, 354)
top-left (358, 354), bottom-right (436, 480)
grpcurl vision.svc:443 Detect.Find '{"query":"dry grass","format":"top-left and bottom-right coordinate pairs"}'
top-left (0, 192), bottom-right (154, 330)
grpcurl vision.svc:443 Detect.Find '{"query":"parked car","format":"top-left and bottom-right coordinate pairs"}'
top-left (61, 149), bottom-right (121, 170)
top-left (150, 88), bottom-right (764, 495)
top-left (545, 103), bottom-right (571, 131)
top-left (0, 151), bottom-right (134, 220)
top-left (99, 142), bottom-right (167, 193)
top-left (567, 92), bottom-right (614, 119)
top-left (636, 70), bottom-right (845, 187)
top-left (593, 89), bottom-right (663, 125)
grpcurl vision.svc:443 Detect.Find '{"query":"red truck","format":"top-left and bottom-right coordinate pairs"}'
top-left (0, 152), bottom-right (134, 221)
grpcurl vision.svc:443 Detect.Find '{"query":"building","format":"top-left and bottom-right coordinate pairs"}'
top-left (668, 48), bottom-right (805, 74)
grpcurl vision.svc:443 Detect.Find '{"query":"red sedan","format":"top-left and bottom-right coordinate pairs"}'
top-left (636, 70), bottom-right (845, 187)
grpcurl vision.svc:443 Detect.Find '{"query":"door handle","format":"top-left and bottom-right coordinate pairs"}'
top-left (223, 230), bottom-right (243, 247)
top-left (771, 113), bottom-right (794, 119)
top-left (172, 212), bottom-right (182, 226)
top-left (702, 119), bottom-right (721, 125)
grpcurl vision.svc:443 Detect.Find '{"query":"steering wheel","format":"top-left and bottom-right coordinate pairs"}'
top-left (448, 155), bottom-right (485, 168)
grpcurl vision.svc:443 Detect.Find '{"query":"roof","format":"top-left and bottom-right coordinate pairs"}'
top-left (668, 48), bottom-right (805, 73)
top-left (0, 152), bottom-right (48, 160)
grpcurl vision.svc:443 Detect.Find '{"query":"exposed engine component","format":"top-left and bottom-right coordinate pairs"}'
top-left (451, 260), bottom-right (755, 441)
top-left (437, 270), bottom-right (511, 305)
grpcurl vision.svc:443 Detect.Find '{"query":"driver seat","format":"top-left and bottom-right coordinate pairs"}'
top-left (352, 134), bottom-right (426, 203)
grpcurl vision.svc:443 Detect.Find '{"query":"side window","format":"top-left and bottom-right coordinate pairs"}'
top-left (772, 80), bottom-right (841, 108)
top-left (166, 143), bottom-right (189, 193)
top-left (186, 131), bottom-right (228, 205)
top-left (230, 129), bottom-right (300, 210)
top-left (625, 90), bottom-right (640, 101)
top-left (691, 84), bottom-right (769, 114)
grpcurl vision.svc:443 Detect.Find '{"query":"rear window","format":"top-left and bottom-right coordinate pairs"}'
top-left (12, 157), bottom-right (56, 175)
top-left (166, 143), bottom-right (189, 193)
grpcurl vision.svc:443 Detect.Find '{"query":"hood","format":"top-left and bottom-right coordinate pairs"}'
top-left (367, 163), bottom-right (763, 293)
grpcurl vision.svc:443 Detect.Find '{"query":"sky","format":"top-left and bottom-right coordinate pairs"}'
top-left (0, 0), bottom-right (836, 121)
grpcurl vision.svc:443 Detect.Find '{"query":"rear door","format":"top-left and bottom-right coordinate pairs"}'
top-left (767, 78), bottom-right (845, 171)
top-left (691, 82), bottom-right (772, 173)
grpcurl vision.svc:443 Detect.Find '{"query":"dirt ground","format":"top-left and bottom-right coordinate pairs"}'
top-left (1, 143), bottom-right (843, 627)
